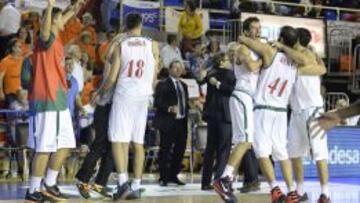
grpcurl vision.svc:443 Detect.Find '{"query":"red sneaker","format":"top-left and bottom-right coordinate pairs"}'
top-left (317, 194), bottom-right (331, 203)
top-left (271, 186), bottom-right (286, 203)
top-left (212, 176), bottom-right (237, 202)
top-left (285, 191), bottom-right (300, 203)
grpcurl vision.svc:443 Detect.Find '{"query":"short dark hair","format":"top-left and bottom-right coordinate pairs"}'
top-left (125, 13), bottom-right (142, 30)
top-left (243, 17), bottom-right (260, 32)
top-left (185, 0), bottom-right (196, 12)
top-left (296, 28), bottom-right (312, 47)
top-left (167, 34), bottom-right (177, 44)
top-left (6, 38), bottom-right (18, 55)
top-left (52, 7), bottom-right (62, 19)
top-left (169, 60), bottom-right (181, 69)
top-left (279, 26), bottom-right (298, 47)
top-left (212, 52), bottom-right (226, 68)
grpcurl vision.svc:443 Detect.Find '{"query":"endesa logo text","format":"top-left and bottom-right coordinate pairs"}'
top-left (328, 146), bottom-right (360, 165)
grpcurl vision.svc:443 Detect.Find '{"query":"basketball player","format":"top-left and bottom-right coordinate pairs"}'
top-left (273, 28), bottom-right (330, 203)
top-left (213, 17), bottom-right (262, 203)
top-left (238, 26), bottom-right (301, 203)
top-left (94, 13), bottom-right (159, 200)
top-left (25, 0), bottom-right (85, 202)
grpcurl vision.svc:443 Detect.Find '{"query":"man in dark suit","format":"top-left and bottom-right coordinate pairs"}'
top-left (154, 60), bottom-right (189, 186)
top-left (201, 52), bottom-right (236, 190)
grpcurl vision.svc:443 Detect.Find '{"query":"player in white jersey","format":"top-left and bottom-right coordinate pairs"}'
top-left (239, 26), bottom-right (301, 203)
top-left (273, 28), bottom-right (329, 203)
top-left (213, 17), bottom-right (262, 203)
top-left (94, 13), bottom-right (159, 200)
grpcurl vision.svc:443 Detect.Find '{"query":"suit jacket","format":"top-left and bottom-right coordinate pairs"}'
top-left (154, 77), bottom-right (189, 132)
top-left (202, 67), bottom-right (236, 123)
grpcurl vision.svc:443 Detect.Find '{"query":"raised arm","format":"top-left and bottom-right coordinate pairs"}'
top-left (41, 0), bottom-right (56, 42)
top-left (62, 0), bottom-right (85, 25)
top-left (238, 36), bottom-right (275, 68)
top-left (236, 45), bottom-right (262, 72)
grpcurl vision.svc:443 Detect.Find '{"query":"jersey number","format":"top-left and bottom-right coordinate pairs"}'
top-left (267, 78), bottom-right (288, 97)
top-left (127, 59), bottom-right (145, 78)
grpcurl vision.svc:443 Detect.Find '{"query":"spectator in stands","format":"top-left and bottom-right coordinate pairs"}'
top-left (60, 0), bottom-right (83, 45)
top-left (81, 12), bottom-right (97, 44)
top-left (17, 26), bottom-right (32, 57)
top-left (0, 38), bottom-right (23, 107)
top-left (154, 60), bottom-right (189, 187)
top-left (186, 42), bottom-right (206, 79)
top-left (78, 31), bottom-right (96, 70)
top-left (204, 37), bottom-right (221, 68)
top-left (161, 34), bottom-right (183, 69)
top-left (67, 44), bottom-right (85, 93)
top-left (64, 56), bottom-right (82, 119)
top-left (0, 0), bottom-right (21, 60)
top-left (178, 0), bottom-right (203, 57)
top-left (201, 52), bottom-right (235, 190)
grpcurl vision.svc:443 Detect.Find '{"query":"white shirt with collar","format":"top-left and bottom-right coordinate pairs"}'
top-left (0, 3), bottom-right (20, 36)
top-left (170, 77), bottom-right (186, 119)
top-left (161, 44), bottom-right (183, 68)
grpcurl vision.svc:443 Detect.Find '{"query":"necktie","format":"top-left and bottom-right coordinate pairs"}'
top-left (175, 81), bottom-right (185, 117)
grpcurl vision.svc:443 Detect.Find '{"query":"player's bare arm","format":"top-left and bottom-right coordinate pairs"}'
top-left (238, 36), bottom-right (275, 68)
top-left (152, 40), bottom-right (160, 87)
top-left (236, 45), bottom-right (262, 72)
top-left (272, 41), bottom-right (309, 66)
top-left (297, 50), bottom-right (327, 76)
top-left (62, 0), bottom-right (86, 25)
top-left (41, 0), bottom-right (55, 42)
top-left (98, 45), bottom-right (121, 96)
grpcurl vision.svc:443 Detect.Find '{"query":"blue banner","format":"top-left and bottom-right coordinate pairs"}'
top-left (122, 0), bottom-right (160, 31)
top-left (275, 127), bottom-right (360, 178)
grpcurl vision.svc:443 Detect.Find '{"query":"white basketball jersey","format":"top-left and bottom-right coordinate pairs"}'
top-left (254, 52), bottom-right (297, 108)
top-left (291, 75), bottom-right (323, 110)
top-left (114, 36), bottom-right (155, 100)
top-left (234, 50), bottom-right (259, 95)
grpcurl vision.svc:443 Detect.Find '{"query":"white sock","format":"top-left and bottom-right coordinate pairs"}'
top-left (296, 182), bottom-right (305, 196)
top-left (221, 165), bottom-right (234, 179)
top-left (29, 176), bottom-right (42, 193)
top-left (132, 179), bottom-right (141, 191)
top-left (321, 184), bottom-right (329, 197)
top-left (118, 173), bottom-right (128, 186)
top-left (45, 169), bottom-right (59, 186)
top-left (288, 184), bottom-right (296, 193)
top-left (270, 181), bottom-right (278, 189)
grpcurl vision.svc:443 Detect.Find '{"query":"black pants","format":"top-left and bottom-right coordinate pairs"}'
top-left (201, 120), bottom-right (232, 186)
top-left (76, 104), bottom-right (114, 186)
top-left (240, 148), bottom-right (259, 184)
top-left (158, 119), bottom-right (187, 182)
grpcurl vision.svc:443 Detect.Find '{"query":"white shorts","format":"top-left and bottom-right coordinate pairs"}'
top-left (253, 107), bottom-right (289, 161)
top-left (28, 109), bottom-right (76, 152)
top-left (108, 97), bottom-right (148, 144)
top-left (288, 107), bottom-right (329, 161)
top-left (229, 90), bottom-right (254, 144)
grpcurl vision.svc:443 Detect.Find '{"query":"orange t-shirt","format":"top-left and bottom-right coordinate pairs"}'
top-left (82, 26), bottom-right (97, 43)
top-left (0, 55), bottom-right (24, 95)
top-left (60, 18), bottom-right (83, 45)
top-left (96, 41), bottom-right (110, 69)
top-left (78, 42), bottom-right (96, 63)
top-left (81, 81), bottom-right (94, 105)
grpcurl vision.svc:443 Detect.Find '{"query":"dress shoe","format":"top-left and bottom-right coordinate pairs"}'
top-left (168, 178), bottom-right (186, 186)
top-left (159, 180), bottom-right (168, 187)
top-left (201, 185), bottom-right (214, 190)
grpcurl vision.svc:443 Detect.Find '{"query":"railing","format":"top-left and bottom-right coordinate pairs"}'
top-left (324, 92), bottom-right (350, 111)
top-left (352, 44), bottom-right (360, 93)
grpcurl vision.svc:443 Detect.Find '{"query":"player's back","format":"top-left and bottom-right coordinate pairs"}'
top-left (291, 75), bottom-right (323, 110)
top-left (254, 52), bottom-right (297, 109)
top-left (115, 36), bottom-right (155, 100)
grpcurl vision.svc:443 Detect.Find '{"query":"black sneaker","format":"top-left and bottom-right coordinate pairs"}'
top-left (213, 176), bottom-right (237, 203)
top-left (238, 181), bottom-right (260, 193)
top-left (113, 182), bottom-right (132, 201)
top-left (42, 182), bottom-right (69, 201)
top-left (91, 184), bottom-right (112, 199)
top-left (299, 192), bottom-right (309, 202)
top-left (76, 182), bottom-right (91, 199)
top-left (24, 190), bottom-right (47, 203)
